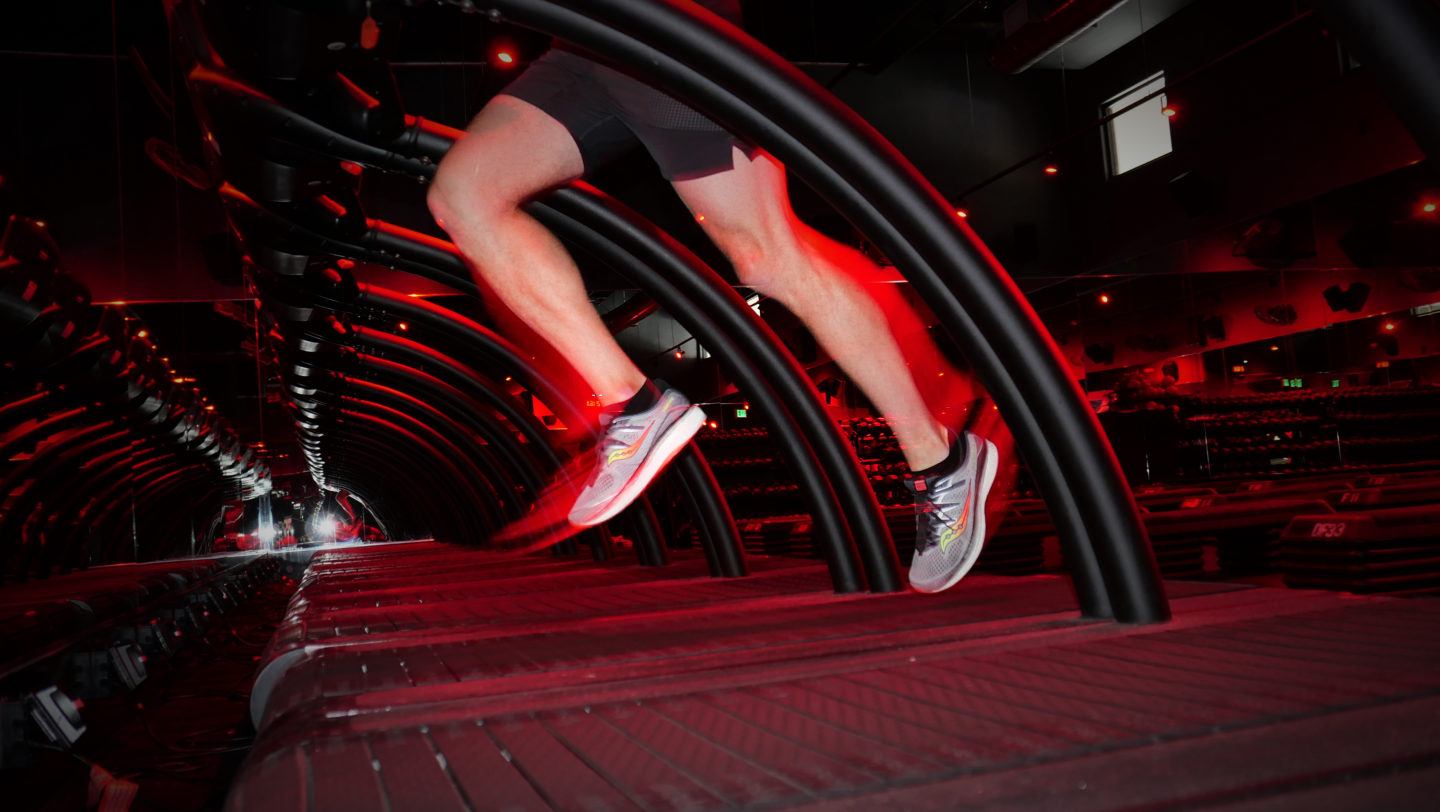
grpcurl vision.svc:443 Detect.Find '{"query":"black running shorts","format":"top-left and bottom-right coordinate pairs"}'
top-left (499, 47), bottom-right (753, 181)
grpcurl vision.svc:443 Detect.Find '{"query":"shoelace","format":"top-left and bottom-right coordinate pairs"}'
top-left (913, 483), bottom-right (965, 554)
top-left (595, 411), bottom-right (645, 465)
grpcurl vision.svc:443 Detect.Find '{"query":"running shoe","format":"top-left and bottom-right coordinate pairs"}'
top-left (905, 431), bottom-right (999, 593)
top-left (568, 385), bottom-right (706, 527)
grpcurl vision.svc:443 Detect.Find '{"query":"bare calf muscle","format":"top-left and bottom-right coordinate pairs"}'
top-left (428, 94), bottom-right (645, 402)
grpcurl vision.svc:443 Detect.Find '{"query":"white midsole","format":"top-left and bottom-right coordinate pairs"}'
top-left (915, 435), bottom-right (1000, 594)
top-left (572, 406), bottom-right (706, 528)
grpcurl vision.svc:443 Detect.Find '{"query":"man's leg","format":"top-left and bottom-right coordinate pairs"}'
top-left (672, 147), bottom-right (951, 471)
top-left (427, 95), bottom-right (647, 406)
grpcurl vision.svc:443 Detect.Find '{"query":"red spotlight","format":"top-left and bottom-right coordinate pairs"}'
top-left (1422, 200), bottom-right (1438, 214)
top-left (1161, 104), bottom-right (1179, 119)
top-left (1383, 321), bottom-right (1397, 332)
top-left (137, 329), bottom-right (148, 339)
top-left (1098, 293), bottom-right (1111, 305)
top-left (708, 421), bottom-right (718, 429)
top-left (1270, 345), bottom-right (1280, 352)
top-left (1043, 164), bottom-right (1060, 176)
top-left (674, 349), bottom-right (684, 359)
top-left (695, 213), bottom-right (706, 223)
top-left (955, 208), bottom-right (969, 219)
top-left (397, 321), bottom-right (409, 331)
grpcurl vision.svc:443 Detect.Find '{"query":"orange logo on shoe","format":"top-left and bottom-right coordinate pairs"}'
top-left (937, 497), bottom-right (971, 553)
top-left (606, 423), bottom-right (654, 466)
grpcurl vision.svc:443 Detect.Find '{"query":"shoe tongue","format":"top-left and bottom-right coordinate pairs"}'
top-left (598, 407), bottom-right (624, 429)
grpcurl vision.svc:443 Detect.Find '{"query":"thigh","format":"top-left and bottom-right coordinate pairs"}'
top-left (434, 94), bottom-right (585, 205)
top-left (671, 147), bottom-right (795, 238)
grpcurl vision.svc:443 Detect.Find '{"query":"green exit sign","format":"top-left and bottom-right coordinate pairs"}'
top-left (735, 409), bottom-right (748, 418)
top-left (1280, 378), bottom-right (1305, 389)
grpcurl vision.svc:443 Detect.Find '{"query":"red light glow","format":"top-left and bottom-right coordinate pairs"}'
top-left (397, 321), bottom-right (409, 331)
top-left (1098, 293), bottom-right (1111, 305)
top-left (1384, 322), bottom-right (1397, 332)
top-left (1423, 201), bottom-right (1438, 214)
top-left (1044, 164), bottom-right (1060, 175)
top-left (955, 208), bottom-right (969, 219)
top-left (1162, 105), bottom-right (1179, 118)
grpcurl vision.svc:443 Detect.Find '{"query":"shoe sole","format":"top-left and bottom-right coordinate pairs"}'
top-left (570, 405), bottom-right (706, 528)
top-left (912, 437), bottom-right (1000, 594)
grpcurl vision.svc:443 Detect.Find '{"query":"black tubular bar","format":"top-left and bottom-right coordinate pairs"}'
top-left (289, 358), bottom-right (504, 523)
top-left (29, 437), bottom-right (151, 570)
top-left (349, 324), bottom-right (562, 464)
top-left (336, 396), bottom-right (505, 532)
top-left (342, 377), bottom-right (526, 521)
top-left (353, 283), bottom-right (591, 433)
top-left (48, 442), bottom-right (176, 573)
top-left (50, 442), bottom-right (155, 570)
top-left (59, 446), bottom-right (169, 570)
top-left (333, 439), bottom-right (481, 543)
top-left (0, 416), bottom-right (120, 515)
top-left (321, 427), bottom-right (478, 539)
top-left (343, 353), bottom-right (609, 557)
top-left (1315, 0), bottom-right (1440, 164)
top-left (326, 452), bottom-right (435, 525)
top-left (534, 201), bottom-right (865, 592)
top-left (95, 464), bottom-right (210, 564)
top-left (627, 497), bottom-right (669, 567)
top-left (0, 422), bottom-right (128, 566)
top-left (316, 439), bottom-right (458, 536)
top-left (603, 291), bottom-right (662, 333)
top-left (349, 353), bottom-right (549, 495)
top-left (465, 0), bottom-right (1160, 620)
top-left (0, 405), bottom-right (96, 461)
top-left (673, 445), bottom-right (746, 577)
top-left (544, 185), bottom-right (896, 590)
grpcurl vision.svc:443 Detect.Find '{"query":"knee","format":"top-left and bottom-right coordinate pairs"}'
top-left (426, 170), bottom-right (471, 234)
top-left (427, 169), bottom-right (485, 233)
top-left (709, 222), bottom-right (810, 299)
top-left (425, 175), bottom-right (458, 229)
top-left (427, 159), bottom-right (520, 234)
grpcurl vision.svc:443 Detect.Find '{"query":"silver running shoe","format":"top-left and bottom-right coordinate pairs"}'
top-left (906, 431), bottom-right (999, 594)
top-left (568, 387), bottom-right (706, 527)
